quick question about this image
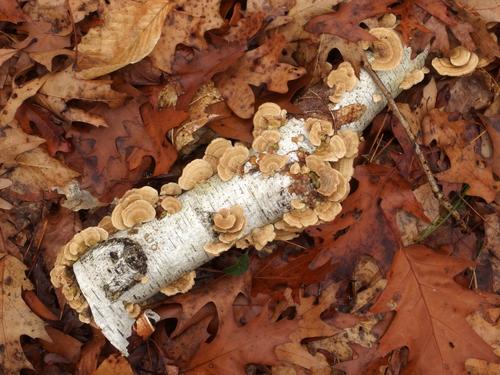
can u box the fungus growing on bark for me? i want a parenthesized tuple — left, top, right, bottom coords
(339, 131, 360, 158)
(217, 145, 249, 181)
(290, 198, 306, 210)
(160, 182, 182, 196)
(252, 129, 281, 152)
(326, 62, 358, 103)
(283, 207, 318, 228)
(203, 138, 232, 170)
(304, 118, 334, 146)
(178, 159, 214, 190)
(111, 187, 159, 230)
(306, 155, 344, 197)
(368, 28, 404, 71)
(160, 196, 182, 214)
(431, 46, 478, 76)
(160, 271, 196, 296)
(400, 67, 429, 90)
(125, 303, 141, 318)
(333, 157, 355, 180)
(379, 13, 397, 28)
(315, 200, 342, 221)
(204, 240, 234, 255)
(253, 102, 287, 137)
(289, 162, 301, 174)
(250, 224, 276, 250)
(98, 215, 115, 234)
(314, 135, 347, 162)
(213, 205, 246, 243)
(258, 154, 289, 175)
(120, 200, 157, 228)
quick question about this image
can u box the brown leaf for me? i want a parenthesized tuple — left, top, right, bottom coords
(22, 289, 58, 321)
(0, 253, 50, 375)
(215, 34, 306, 118)
(305, 0, 397, 42)
(0, 125, 45, 164)
(76, 327, 106, 375)
(371, 245, 499, 374)
(149, 0, 225, 73)
(306, 164, 427, 279)
(206, 101, 253, 143)
(91, 354, 133, 375)
(76, 0, 174, 79)
(0, 1, 25, 23)
(40, 326, 83, 363)
(422, 109, 498, 202)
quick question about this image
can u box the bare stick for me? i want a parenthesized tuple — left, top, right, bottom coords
(361, 54, 469, 231)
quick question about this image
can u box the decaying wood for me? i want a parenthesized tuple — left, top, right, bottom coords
(72, 48, 427, 355)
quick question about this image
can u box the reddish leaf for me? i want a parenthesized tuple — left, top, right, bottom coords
(0, 1, 25, 23)
(305, 0, 397, 42)
(372, 245, 499, 374)
(306, 164, 427, 279)
(206, 102, 253, 143)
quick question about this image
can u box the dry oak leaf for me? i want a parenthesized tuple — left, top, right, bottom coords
(275, 284, 340, 371)
(149, 0, 225, 73)
(91, 354, 133, 375)
(0, 253, 51, 375)
(215, 34, 306, 119)
(40, 67, 127, 108)
(422, 109, 498, 203)
(0, 76, 49, 126)
(305, 0, 397, 42)
(371, 245, 499, 374)
(306, 164, 427, 280)
(0, 1, 25, 22)
(0, 125, 45, 165)
(76, 0, 174, 79)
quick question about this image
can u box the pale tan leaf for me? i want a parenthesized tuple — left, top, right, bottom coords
(91, 354, 133, 375)
(0, 254, 51, 375)
(0, 125, 45, 164)
(7, 148, 79, 196)
(0, 76, 49, 126)
(41, 67, 126, 108)
(0, 49, 17, 67)
(455, 0, 500, 23)
(76, 0, 174, 79)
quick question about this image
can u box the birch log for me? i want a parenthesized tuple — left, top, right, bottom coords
(72, 48, 427, 354)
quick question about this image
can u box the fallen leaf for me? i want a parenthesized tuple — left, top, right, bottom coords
(91, 354, 133, 375)
(76, 0, 174, 79)
(0, 1, 25, 23)
(306, 164, 427, 279)
(22, 289, 58, 321)
(465, 358, 500, 375)
(371, 245, 499, 374)
(205, 101, 253, 143)
(150, 0, 225, 73)
(0, 125, 45, 165)
(76, 327, 106, 375)
(305, 0, 397, 42)
(0, 49, 17, 67)
(0, 76, 49, 126)
(422, 109, 498, 202)
(455, 0, 500, 23)
(215, 34, 306, 118)
(41, 67, 127, 108)
(0, 253, 50, 375)
(40, 326, 83, 363)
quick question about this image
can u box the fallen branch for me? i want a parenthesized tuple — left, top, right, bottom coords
(361, 54, 469, 231)
(68, 48, 427, 355)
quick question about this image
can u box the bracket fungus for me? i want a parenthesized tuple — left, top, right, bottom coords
(249, 224, 276, 250)
(213, 205, 246, 243)
(178, 159, 214, 190)
(203, 138, 232, 170)
(252, 102, 287, 137)
(400, 67, 429, 90)
(431, 46, 478, 76)
(368, 28, 404, 71)
(252, 129, 281, 152)
(283, 207, 319, 229)
(326, 62, 358, 103)
(160, 271, 196, 296)
(111, 187, 159, 230)
(306, 155, 345, 197)
(160, 182, 182, 196)
(160, 196, 182, 214)
(314, 134, 347, 162)
(304, 118, 334, 146)
(314, 200, 342, 222)
(258, 154, 289, 175)
(217, 145, 250, 181)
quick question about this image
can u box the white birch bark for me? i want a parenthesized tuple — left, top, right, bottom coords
(72, 48, 427, 354)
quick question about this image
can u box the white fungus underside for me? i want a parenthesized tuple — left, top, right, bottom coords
(73, 48, 427, 355)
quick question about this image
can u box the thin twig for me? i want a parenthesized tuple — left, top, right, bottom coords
(362, 54, 469, 231)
